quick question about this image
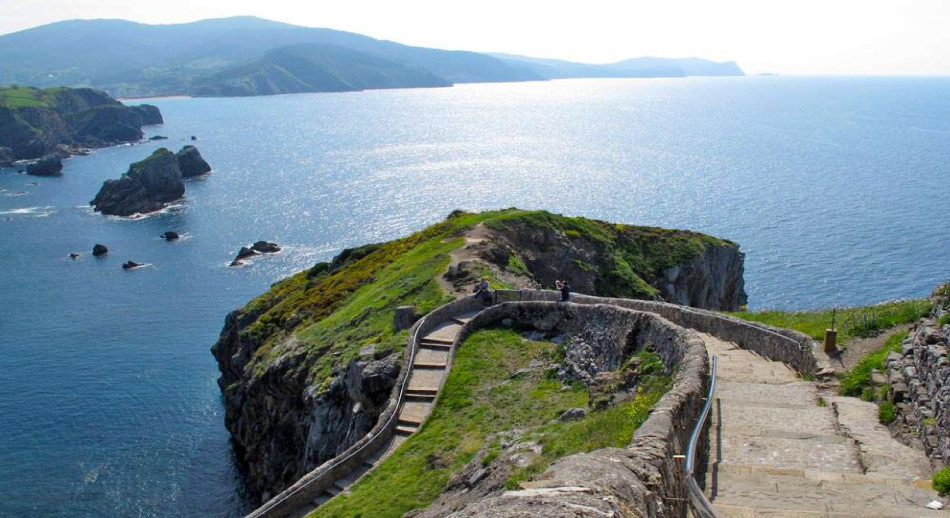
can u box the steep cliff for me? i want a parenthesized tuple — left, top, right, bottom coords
(0, 86, 162, 160)
(211, 209, 747, 501)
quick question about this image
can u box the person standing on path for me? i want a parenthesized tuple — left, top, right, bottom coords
(555, 279, 571, 302)
(474, 277, 492, 305)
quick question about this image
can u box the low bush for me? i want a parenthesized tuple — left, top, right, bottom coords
(933, 466, 950, 494)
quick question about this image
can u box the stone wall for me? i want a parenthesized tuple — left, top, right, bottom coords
(439, 301, 710, 518)
(886, 286, 950, 467)
(498, 289, 822, 376)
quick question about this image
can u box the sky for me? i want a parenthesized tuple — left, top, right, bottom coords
(0, 0, 948, 75)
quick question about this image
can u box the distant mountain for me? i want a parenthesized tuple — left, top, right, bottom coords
(0, 16, 744, 98)
(191, 44, 451, 96)
(489, 53, 744, 79)
(0, 17, 540, 97)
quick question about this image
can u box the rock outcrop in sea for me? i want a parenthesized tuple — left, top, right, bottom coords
(176, 145, 211, 177)
(25, 153, 63, 176)
(0, 86, 163, 160)
(211, 209, 748, 500)
(91, 149, 184, 216)
(92, 244, 108, 256)
(0, 146, 14, 167)
(90, 146, 212, 216)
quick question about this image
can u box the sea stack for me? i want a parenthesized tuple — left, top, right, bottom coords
(92, 244, 108, 256)
(175, 146, 211, 177)
(26, 154, 63, 176)
(91, 148, 184, 216)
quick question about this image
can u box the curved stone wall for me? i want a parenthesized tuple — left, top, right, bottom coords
(497, 289, 823, 376)
(441, 301, 710, 518)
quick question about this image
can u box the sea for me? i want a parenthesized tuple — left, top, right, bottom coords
(1, 77, 948, 518)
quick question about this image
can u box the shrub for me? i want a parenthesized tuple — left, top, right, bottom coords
(878, 401, 896, 424)
(933, 466, 950, 495)
(938, 314, 950, 327)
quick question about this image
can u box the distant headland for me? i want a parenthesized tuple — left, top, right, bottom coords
(0, 16, 745, 98)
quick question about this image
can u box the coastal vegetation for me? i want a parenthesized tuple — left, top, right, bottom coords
(212, 208, 745, 497)
(0, 86, 162, 160)
(728, 299, 929, 340)
(839, 331, 908, 398)
(309, 328, 670, 518)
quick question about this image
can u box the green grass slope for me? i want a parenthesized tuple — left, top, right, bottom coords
(728, 299, 929, 341)
(309, 328, 670, 518)
(222, 209, 731, 389)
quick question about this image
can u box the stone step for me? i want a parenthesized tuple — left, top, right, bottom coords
(399, 400, 432, 423)
(710, 429, 863, 474)
(711, 468, 937, 516)
(713, 398, 839, 436)
(423, 321, 463, 343)
(325, 484, 341, 496)
(715, 380, 818, 406)
(313, 492, 332, 506)
(406, 369, 444, 391)
(398, 416, 424, 427)
(415, 347, 449, 364)
(412, 362, 447, 369)
(405, 388, 438, 397)
(712, 463, 932, 489)
(395, 425, 417, 436)
(715, 503, 938, 518)
(419, 337, 453, 347)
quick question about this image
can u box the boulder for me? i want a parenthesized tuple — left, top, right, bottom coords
(122, 260, 143, 270)
(26, 153, 63, 176)
(558, 407, 588, 422)
(161, 231, 180, 241)
(92, 244, 108, 256)
(69, 253, 80, 260)
(251, 241, 280, 253)
(190, 135, 197, 141)
(176, 145, 211, 178)
(0, 146, 14, 167)
(90, 148, 184, 216)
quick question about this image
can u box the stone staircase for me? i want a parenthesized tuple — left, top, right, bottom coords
(703, 334, 941, 518)
(298, 310, 480, 515)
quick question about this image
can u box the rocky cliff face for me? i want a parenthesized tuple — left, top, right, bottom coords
(0, 86, 162, 160)
(210, 209, 747, 503)
(886, 283, 950, 467)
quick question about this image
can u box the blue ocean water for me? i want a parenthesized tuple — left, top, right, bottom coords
(0, 77, 948, 518)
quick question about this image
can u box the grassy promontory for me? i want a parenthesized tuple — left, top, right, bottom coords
(213, 208, 745, 497)
(228, 208, 739, 389)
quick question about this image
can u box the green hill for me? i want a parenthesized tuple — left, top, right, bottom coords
(0, 86, 162, 159)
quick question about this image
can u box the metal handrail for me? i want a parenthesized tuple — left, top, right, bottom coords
(684, 355, 720, 518)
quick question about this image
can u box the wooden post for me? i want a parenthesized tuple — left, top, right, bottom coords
(824, 329, 838, 354)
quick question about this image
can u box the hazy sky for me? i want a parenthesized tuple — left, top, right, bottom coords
(1, 0, 949, 75)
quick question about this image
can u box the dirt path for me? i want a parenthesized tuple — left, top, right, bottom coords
(831, 324, 912, 371)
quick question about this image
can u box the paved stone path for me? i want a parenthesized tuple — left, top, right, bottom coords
(703, 334, 940, 518)
(299, 310, 479, 515)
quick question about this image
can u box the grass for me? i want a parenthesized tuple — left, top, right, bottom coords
(230, 208, 726, 391)
(0, 86, 69, 108)
(878, 401, 897, 424)
(728, 299, 929, 341)
(484, 210, 732, 299)
(935, 467, 950, 495)
(938, 314, 950, 327)
(308, 328, 588, 518)
(308, 329, 670, 518)
(839, 331, 908, 397)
